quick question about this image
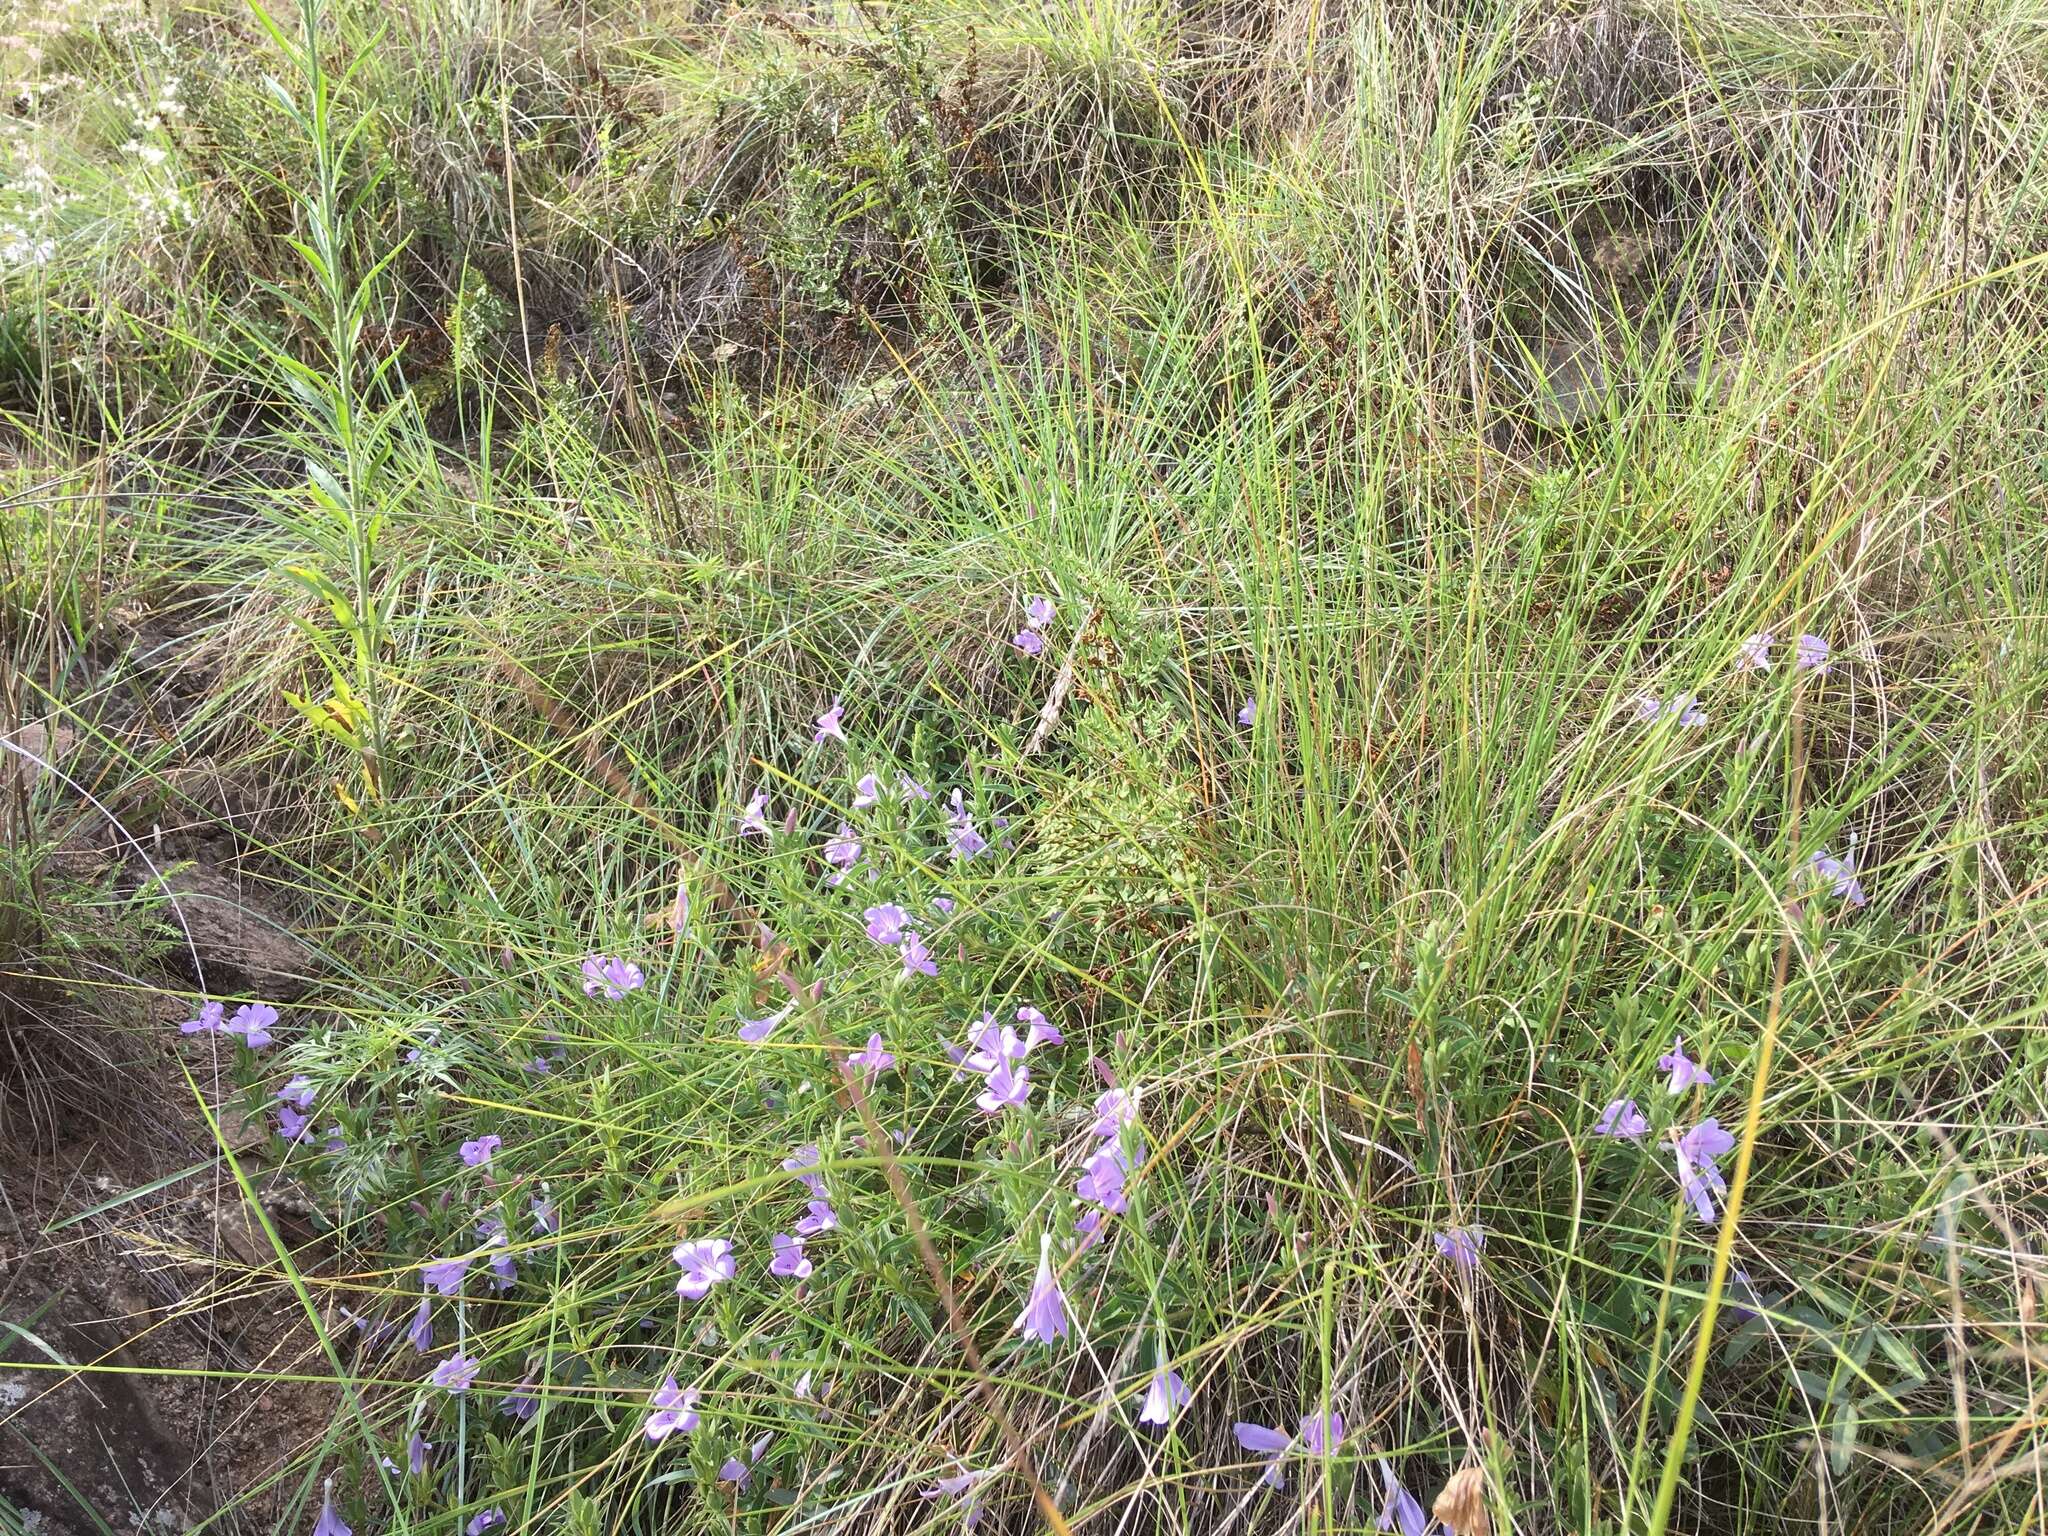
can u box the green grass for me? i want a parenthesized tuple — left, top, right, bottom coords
(4, 0, 2048, 1532)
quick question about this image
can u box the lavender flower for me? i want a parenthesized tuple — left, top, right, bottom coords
(405, 1298, 432, 1352)
(672, 1237, 736, 1301)
(1238, 697, 1256, 726)
(1076, 1144, 1129, 1214)
(737, 1001, 795, 1043)
(1593, 1099, 1649, 1141)
(815, 701, 847, 744)
(1794, 633, 1830, 672)
(1233, 1422, 1292, 1488)
(1735, 633, 1774, 673)
(487, 1250, 517, 1290)
(1675, 1117, 1738, 1223)
(1633, 694, 1705, 727)
(899, 932, 938, 978)
(1375, 1462, 1428, 1536)
(1091, 1089, 1138, 1137)
(180, 1001, 225, 1035)
(1137, 1367, 1190, 1428)
(225, 1003, 278, 1048)
(846, 1033, 895, 1083)
(898, 773, 932, 801)
(782, 1143, 826, 1195)
(738, 790, 771, 838)
(1025, 594, 1056, 628)
(278, 1106, 311, 1142)
(1299, 1410, 1343, 1456)
(430, 1353, 480, 1392)
(975, 1057, 1031, 1115)
(823, 824, 861, 883)
(644, 1375, 700, 1441)
(1811, 846, 1867, 908)
(1014, 1235, 1069, 1346)
(459, 1134, 501, 1168)
(1013, 629, 1045, 657)
(719, 1433, 774, 1491)
(311, 1480, 350, 1536)
(466, 1510, 504, 1536)
(947, 818, 989, 861)
(1435, 1226, 1485, 1270)
(769, 1233, 813, 1280)
(852, 773, 882, 810)
(420, 1257, 471, 1296)
(407, 1433, 431, 1475)
(794, 1198, 838, 1237)
(530, 1196, 557, 1235)
(580, 954, 644, 1001)
(500, 1381, 538, 1420)
(277, 1076, 316, 1111)
(1016, 1007, 1063, 1051)
(1659, 1037, 1714, 1095)
(863, 903, 911, 945)
(932, 895, 956, 915)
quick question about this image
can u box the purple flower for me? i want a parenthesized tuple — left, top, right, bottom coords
(1659, 1036, 1714, 1095)
(737, 1001, 795, 1043)
(823, 824, 861, 883)
(180, 1001, 225, 1035)
(1014, 1236, 1068, 1346)
(420, 1257, 470, 1295)
(459, 1134, 501, 1168)
(1233, 1422, 1292, 1488)
(1013, 629, 1045, 656)
(863, 903, 911, 945)
(1675, 1117, 1739, 1223)
(311, 1481, 350, 1536)
(1025, 594, 1056, 628)
(1076, 1144, 1129, 1213)
(407, 1432, 431, 1474)
(1137, 1367, 1190, 1428)
(1016, 1007, 1063, 1051)
(1794, 633, 1830, 672)
(852, 773, 882, 810)
(465, 1509, 504, 1536)
(430, 1352, 480, 1392)
(1735, 632, 1774, 673)
(1075, 1206, 1108, 1252)
(405, 1297, 432, 1352)
(1811, 847, 1867, 908)
(947, 817, 989, 861)
(975, 1057, 1031, 1115)
(1238, 697, 1256, 726)
(1633, 694, 1705, 727)
(815, 701, 847, 744)
(719, 1433, 774, 1491)
(1435, 1225, 1485, 1270)
(487, 1250, 516, 1290)
(672, 1237, 736, 1300)
(769, 1233, 812, 1280)
(225, 1003, 278, 1049)
(794, 1198, 838, 1237)
(899, 932, 938, 978)
(932, 896, 956, 915)
(530, 1196, 557, 1235)
(1091, 1089, 1138, 1137)
(922, 1466, 985, 1501)
(500, 1381, 538, 1420)
(277, 1075, 316, 1111)
(846, 1033, 895, 1083)
(1375, 1462, 1428, 1536)
(278, 1106, 311, 1142)
(1299, 1410, 1343, 1456)
(644, 1375, 700, 1441)
(898, 773, 932, 801)
(580, 954, 644, 1001)
(782, 1144, 826, 1196)
(1594, 1098, 1649, 1141)
(738, 790, 771, 838)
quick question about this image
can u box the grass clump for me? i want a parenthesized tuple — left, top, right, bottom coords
(3, 0, 2048, 1533)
